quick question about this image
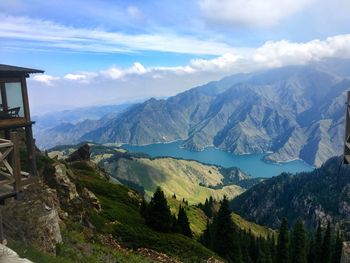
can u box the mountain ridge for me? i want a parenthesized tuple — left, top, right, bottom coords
(230, 156, 350, 237)
(36, 61, 350, 166)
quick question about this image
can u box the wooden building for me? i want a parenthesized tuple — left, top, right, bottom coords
(0, 64, 44, 200)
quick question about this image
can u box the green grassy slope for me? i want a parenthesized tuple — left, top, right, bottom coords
(10, 230, 153, 263)
(168, 198, 208, 238)
(231, 213, 275, 239)
(105, 156, 244, 204)
(167, 195, 275, 240)
(70, 161, 219, 262)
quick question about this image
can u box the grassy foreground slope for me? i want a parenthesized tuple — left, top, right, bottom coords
(70, 161, 218, 262)
(105, 156, 245, 204)
(167, 194, 275, 239)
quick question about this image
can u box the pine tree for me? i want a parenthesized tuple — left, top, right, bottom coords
(200, 218, 212, 248)
(332, 232, 342, 263)
(268, 233, 276, 262)
(177, 205, 192, 238)
(212, 196, 236, 260)
(139, 198, 148, 218)
(276, 218, 289, 263)
(248, 232, 259, 263)
(314, 222, 323, 263)
(242, 246, 254, 263)
(171, 214, 178, 232)
(290, 219, 307, 263)
(203, 198, 210, 217)
(321, 222, 332, 263)
(145, 187, 172, 232)
(307, 235, 315, 263)
(208, 196, 214, 217)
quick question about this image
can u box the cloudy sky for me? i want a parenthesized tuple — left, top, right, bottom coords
(1, 0, 350, 114)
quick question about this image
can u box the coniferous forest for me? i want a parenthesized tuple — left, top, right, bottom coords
(141, 189, 343, 263)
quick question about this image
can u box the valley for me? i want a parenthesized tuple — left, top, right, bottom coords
(122, 140, 314, 177)
(35, 62, 350, 167)
(49, 143, 254, 204)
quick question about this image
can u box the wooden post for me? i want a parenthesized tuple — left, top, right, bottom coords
(10, 131, 21, 193)
(0, 83, 8, 112)
(0, 210, 3, 244)
(4, 130, 10, 140)
(25, 125, 37, 177)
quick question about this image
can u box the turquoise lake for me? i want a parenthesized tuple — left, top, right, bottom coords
(122, 140, 314, 178)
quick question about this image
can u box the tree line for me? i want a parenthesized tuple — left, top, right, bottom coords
(140, 187, 192, 237)
(199, 196, 343, 263)
(276, 218, 342, 263)
(140, 189, 343, 263)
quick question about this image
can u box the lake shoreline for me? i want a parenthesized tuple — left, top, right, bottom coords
(121, 141, 314, 178)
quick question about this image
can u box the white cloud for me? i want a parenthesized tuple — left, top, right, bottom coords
(251, 35, 350, 66)
(64, 74, 87, 80)
(199, 0, 313, 26)
(0, 14, 234, 55)
(28, 34, 350, 112)
(32, 74, 59, 85)
(45, 34, 350, 83)
(63, 72, 97, 83)
(101, 63, 147, 80)
(190, 53, 242, 72)
(101, 67, 124, 80)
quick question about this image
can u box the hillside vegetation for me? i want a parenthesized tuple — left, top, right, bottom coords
(49, 143, 250, 204)
(230, 156, 350, 237)
(105, 156, 245, 204)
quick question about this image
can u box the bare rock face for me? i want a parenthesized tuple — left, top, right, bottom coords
(81, 187, 101, 212)
(54, 164, 79, 202)
(66, 144, 91, 162)
(0, 244, 33, 263)
(1, 184, 62, 254)
(341, 242, 350, 263)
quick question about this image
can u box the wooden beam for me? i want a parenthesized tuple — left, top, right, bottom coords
(10, 132, 21, 192)
(0, 178, 14, 186)
(0, 170, 12, 179)
(25, 125, 37, 177)
(21, 76, 31, 122)
(0, 83, 8, 112)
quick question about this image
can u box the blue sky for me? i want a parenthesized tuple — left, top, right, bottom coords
(1, 0, 350, 114)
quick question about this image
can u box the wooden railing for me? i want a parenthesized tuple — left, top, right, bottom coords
(0, 133, 21, 192)
(0, 132, 23, 197)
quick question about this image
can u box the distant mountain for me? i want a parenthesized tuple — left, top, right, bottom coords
(34, 103, 133, 148)
(33, 103, 133, 129)
(230, 157, 350, 235)
(36, 60, 350, 166)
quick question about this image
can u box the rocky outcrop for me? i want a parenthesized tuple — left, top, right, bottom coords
(66, 144, 91, 162)
(1, 183, 62, 254)
(81, 187, 101, 212)
(136, 248, 182, 263)
(0, 244, 33, 263)
(53, 163, 79, 201)
(341, 242, 350, 263)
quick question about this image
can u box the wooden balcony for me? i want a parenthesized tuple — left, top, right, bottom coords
(0, 133, 37, 201)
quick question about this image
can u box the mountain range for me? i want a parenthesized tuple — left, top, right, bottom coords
(36, 59, 350, 166)
(230, 156, 350, 237)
